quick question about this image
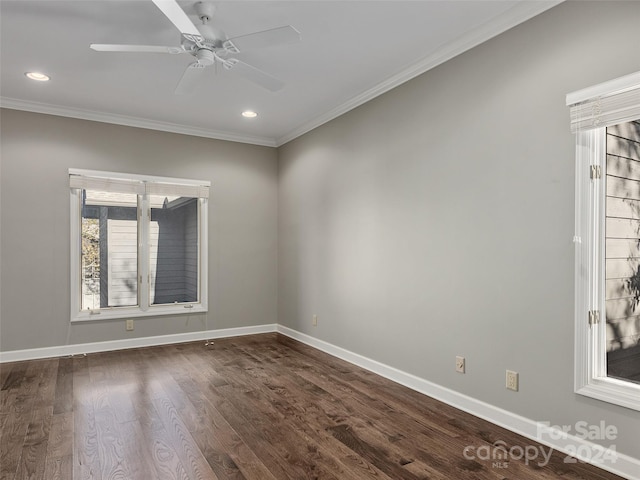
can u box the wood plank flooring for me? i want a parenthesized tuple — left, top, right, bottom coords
(0, 333, 626, 480)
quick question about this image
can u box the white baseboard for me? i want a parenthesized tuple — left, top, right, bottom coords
(277, 325, 640, 480)
(0, 324, 278, 363)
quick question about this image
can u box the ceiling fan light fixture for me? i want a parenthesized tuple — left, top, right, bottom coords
(242, 110, 258, 118)
(25, 72, 50, 82)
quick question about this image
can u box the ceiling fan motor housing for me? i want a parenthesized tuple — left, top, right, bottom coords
(195, 48, 215, 66)
(181, 23, 225, 55)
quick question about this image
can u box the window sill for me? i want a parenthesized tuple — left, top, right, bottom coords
(71, 303, 207, 322)
(576, 376, 640, 412)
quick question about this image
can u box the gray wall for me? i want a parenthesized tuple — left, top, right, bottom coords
(278, 1, 640, 460)
(0, 109, 278, 349)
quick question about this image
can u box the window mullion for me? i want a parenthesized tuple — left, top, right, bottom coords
(592, 129, 607, 379)
(139, 194, 150, 311)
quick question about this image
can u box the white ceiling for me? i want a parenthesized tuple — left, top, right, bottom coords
(0, 0, 559, 147)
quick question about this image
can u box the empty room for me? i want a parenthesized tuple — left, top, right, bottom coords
(1, 1, 639, 479)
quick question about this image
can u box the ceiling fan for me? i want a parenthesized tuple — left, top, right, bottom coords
(90, 0, 300, 94)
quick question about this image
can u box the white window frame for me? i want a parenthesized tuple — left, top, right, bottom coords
(570, 73, 640, 411)
(70, 168, 209, 322)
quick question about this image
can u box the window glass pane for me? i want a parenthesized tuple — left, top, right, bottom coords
(605, 119, 640, 384)
(149, 195, 199, 305)
(81, 190, 138, 309)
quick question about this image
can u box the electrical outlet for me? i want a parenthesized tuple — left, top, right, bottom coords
(312, 314, 318, 327)
(455, 356, 465, 373)
(506, 370, 519, 391)
(125, 319, 134, 331)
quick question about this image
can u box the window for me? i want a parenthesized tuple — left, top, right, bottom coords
(70, 169, 209, 321)
(568, 71, 640, 411)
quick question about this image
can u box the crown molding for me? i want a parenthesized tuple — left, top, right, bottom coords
(276, 0, 562, 147)
(0, 97, 278, 148)
(1, 1, 561, 149)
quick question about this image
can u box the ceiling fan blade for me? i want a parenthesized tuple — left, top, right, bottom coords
(175, 62, 207, 95)
(90, 44, 184, 54)
(152, 0, 202, 40)
(224, 26, 300, 53)
(224, 59, 284, 92)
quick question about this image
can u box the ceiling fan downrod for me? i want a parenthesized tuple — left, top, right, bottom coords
(195, 1, 216, 24)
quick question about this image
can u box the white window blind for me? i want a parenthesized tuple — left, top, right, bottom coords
(69, 175, 145, 194)
(567, 70, 640, 133)
(145, 182, 209, 199)
(69, 169, 210, 198)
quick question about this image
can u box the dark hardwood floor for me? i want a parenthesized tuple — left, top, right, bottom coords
(0, 333, 626, 479)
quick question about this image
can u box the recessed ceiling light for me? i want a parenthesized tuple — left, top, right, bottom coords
(25, 72, 50, 82)
(242, 110, 258, 118)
